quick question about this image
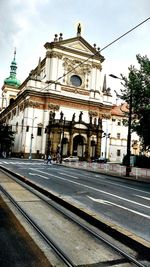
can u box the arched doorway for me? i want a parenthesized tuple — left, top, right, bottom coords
(91, 140, 96, 159)
(73, 135, 85, 158)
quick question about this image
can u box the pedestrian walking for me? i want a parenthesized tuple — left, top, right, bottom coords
(47, 155, 52, 164)
(2, 151, 6, 158)
(56, 153, 61, 163)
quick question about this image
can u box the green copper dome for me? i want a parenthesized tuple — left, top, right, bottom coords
(4, 49, 21, 87)
(4, 76, 21, 87)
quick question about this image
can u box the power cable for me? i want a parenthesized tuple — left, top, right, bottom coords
(43, 17, 150, 91)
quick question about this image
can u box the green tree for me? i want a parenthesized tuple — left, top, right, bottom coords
(121, 54, 150, 151)
(0, 124, 14, 157)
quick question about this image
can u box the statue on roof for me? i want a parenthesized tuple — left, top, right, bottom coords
(72, 113, 75, 122)
(77, 23, 81, 36)
(60, 111, 64, 120)
(79, 111, 83, 122)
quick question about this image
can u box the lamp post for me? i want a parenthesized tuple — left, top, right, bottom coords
(103, 132, 111, 160)
(60, 117, 66, 164)
(109, 74, 132, 176)
(28, 116, 37, 160)
(126, 90, 132, 176)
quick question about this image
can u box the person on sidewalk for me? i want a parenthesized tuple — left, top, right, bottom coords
(47, 154, 52, 164)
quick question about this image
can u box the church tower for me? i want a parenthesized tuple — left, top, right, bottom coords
(1, 49, 21, 108)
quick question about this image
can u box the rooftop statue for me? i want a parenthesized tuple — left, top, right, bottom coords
(77, 23, 81, 36)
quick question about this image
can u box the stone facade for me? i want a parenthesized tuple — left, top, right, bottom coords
(0, 29, 139, 162)
(0, 30, 113, 160)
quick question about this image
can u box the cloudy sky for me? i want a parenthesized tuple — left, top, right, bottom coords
(0, 0, 150, 99)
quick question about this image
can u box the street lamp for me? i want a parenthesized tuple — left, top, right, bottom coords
(109, 74, 121, 79)
(60, 117, 66, 164)
(26, 116, 37, 160)
(109, 74, 132, 176)
(103, 132, 111, 160)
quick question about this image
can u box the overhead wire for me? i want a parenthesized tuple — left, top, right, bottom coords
(42, 17, 150, 91)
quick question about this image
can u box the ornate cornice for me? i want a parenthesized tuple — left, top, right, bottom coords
(48, 104, 60, 110)
(62, 86, 89, 96)
(46, 51, 63, 59)
(92, 63, 101, 69)
(89, 110, 98, 117)
(28, 101, 41, 108)
(99, 113, 111, 119)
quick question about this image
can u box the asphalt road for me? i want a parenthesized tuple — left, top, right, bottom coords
(0, 158, 150, 244)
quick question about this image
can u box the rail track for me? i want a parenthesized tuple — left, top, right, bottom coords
(0, 166, 149, 267)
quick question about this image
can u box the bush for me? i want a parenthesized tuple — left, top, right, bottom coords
(122, 154, 150, 168)
(135, 155, 150, 168)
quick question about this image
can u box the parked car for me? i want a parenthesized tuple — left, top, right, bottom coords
(63, 156, 79, 162)
(92, 157, 107, 163)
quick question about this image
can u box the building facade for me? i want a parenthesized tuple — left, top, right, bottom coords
(0, 26, 140, 162)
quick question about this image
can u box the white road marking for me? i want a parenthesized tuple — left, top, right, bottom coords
(29, 168, 150, 210)
(0, 161, 47, 166)
(87, 197, 110, 205)
(58, 172, 79, 179)
(66, 171, 150, 195)
(95, 174, 105, 178)
(29, 172, 49, 179)
(88, 196, 150, 219)
(135, 195, 150, 201)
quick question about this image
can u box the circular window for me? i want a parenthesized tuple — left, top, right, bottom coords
(70, 75, 82, 87)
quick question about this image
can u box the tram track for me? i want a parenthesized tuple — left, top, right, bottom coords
(0, 166, 149, 267)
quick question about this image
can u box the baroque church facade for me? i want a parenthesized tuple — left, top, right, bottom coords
(0, 26, 140, 161)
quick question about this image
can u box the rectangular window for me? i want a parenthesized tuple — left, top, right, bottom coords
(37, 127, 42, 136)
(26, 125, 29, 132)
(117, 150, 121, 156)
(117, 121, 121, 126)
(112, 118, 116, 122)
(117, 133, 120, 139)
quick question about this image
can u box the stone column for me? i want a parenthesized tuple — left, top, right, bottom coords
(51, 129, 61, 157)
(85, 131, 91, 161)
(68, 130, 73, 156)
(96, 130, 102, 158)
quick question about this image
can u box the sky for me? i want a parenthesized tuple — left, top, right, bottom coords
(0, 0, 150, 102)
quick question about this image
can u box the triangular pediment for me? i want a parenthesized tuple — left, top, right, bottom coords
(44, 36, 104, 62)
(61, 40, 93, 54)
(57, 36, 98, 55)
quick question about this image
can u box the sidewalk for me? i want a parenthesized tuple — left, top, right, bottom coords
(62, 161, 150, 183)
